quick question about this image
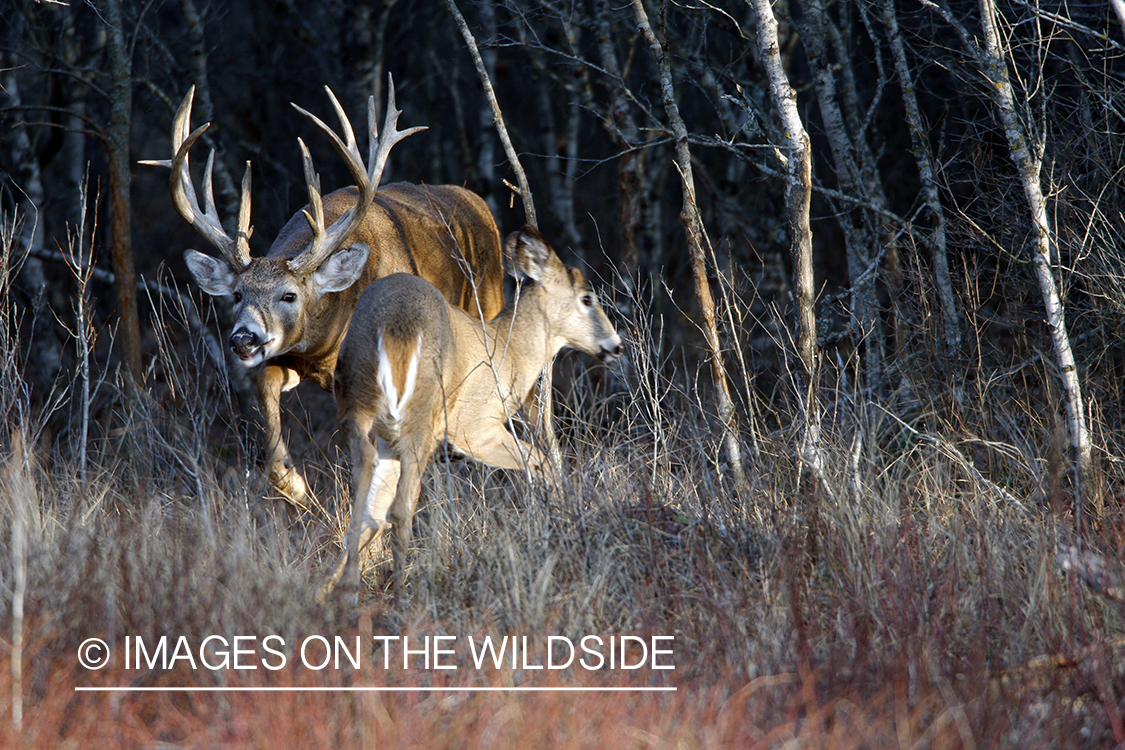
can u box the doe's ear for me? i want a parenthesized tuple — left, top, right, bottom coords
(504, 226, 552, 283)
(313, 242, 370, 294)
(184, 249, 239, 296)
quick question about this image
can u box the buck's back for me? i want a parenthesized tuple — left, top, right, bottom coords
(269, 183, 504, 320)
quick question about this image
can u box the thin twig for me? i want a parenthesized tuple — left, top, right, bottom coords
(444, 0, 537, 227)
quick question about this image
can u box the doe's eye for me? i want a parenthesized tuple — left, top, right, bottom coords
(281, 292, 298, 303)
(581, 294, 595, 308)
(232, 291, 242, 304)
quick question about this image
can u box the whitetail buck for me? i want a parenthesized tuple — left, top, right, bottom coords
(322, 226, 623, 597)
(143, 78, 505, 508)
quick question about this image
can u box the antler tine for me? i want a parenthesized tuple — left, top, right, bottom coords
(201, 150, 253, 258)
(297, 137, 338, 250)
(291, 92, 367, 194)
(236, 160, 254, 251)
(143, 86, 252, 269)
(369, 74, 428, 190)
(325, 86, 360, 166)
(289, 80, 424, 274)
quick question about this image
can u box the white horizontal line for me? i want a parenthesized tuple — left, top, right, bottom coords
(75, 686, 676, 693)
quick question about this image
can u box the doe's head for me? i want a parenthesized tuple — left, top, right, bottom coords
(505, 226, 624, 364)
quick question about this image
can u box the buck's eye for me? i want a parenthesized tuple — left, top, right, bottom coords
(232, 291, 242, 304)
(281, 292, 298, 303)
(581, 294, 595, 308)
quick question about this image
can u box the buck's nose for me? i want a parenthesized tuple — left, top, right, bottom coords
(230, 329, 259, 358)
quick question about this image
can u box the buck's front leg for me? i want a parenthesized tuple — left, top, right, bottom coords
(257, 363, 309, 509)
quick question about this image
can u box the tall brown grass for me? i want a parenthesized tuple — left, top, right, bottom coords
(1, 204, 1122, 749)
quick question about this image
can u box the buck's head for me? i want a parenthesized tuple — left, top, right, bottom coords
(507, 226, 624, 364)
(148, 80, 424, 368)
(184, 244, 369, 366)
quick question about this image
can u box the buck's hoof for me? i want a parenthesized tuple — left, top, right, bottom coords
(270, 468, 311, 511)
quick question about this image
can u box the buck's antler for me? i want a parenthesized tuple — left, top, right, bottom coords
(287, 75, 426, 274)
(140, 86, 253, 270)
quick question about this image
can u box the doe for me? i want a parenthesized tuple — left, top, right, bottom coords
(324, 226, 623, 596)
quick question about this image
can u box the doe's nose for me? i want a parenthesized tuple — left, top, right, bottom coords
(601, 338, 624, 362)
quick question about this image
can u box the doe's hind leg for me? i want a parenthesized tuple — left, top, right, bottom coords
(386, 432, 440, 595)
(319, 429, 400, 603)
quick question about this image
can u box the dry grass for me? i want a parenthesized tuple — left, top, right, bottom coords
(1, 209, 1123, 749)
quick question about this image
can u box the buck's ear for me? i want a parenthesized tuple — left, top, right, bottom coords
(313, 242, 369, 294)
(505, 226, 552, 283)
(184, 249, 239, 296)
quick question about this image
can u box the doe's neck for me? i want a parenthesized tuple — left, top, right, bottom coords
(484, 282, 560, 375)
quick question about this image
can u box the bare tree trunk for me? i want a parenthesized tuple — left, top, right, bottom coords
(632, 0, 746, 487)
(520, 19, 583, 250)
(446, 0, 500, 216)
(348, 0, 397, 107)
(1, 58, 63, 386)
(1112, 0, 1125, 41)
(179, 0, 259, 425)
(594, 0, 645, 274)
(976, 0, 1092, 511)
(560, 70, 583, 250)
(100, 0, 144, 390)
(882, 0, 960, 359)
(926, 0, 1092, 515)
(181, 0, 239, 213)
(802, 0, 885, 394)
(62, 7, 88, 231)
(747, 0, 827, 484)
(6, 432, 28, 733)
(446, 0, 563, 470)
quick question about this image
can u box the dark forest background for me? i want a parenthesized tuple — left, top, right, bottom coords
(6, 0, 1125, 452)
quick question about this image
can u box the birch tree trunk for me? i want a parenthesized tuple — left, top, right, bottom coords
(926, 0, 1093, 512)
(975, 0, 1092, 510)
(520, 19, 582, 250)
(632, 0, 746, 487)
(1, 57, 63, 385)
(594, 0, 645, 273)
(348, 0, 397, 109)
(747, 0, 826, 483)
(180, 0, 263, 425)
(445, 0, 535, 227)
(446, 0, 563, 470)
(1112, 0, 1125, 41)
